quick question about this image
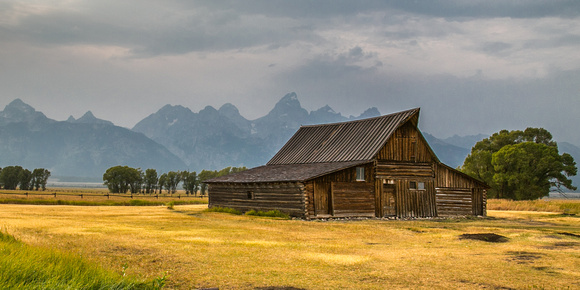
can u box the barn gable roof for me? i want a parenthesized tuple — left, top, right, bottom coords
(205, 161, 370, 183)
(267, 108, 420, 165)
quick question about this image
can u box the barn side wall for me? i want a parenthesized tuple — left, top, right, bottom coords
(208, 182, 306, 217)
(434, 163, 487, 216)
(304, 163, 375, 218)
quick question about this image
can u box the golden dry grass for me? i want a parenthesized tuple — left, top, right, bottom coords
(488, 198, 580, 215)
(1, 204, 579, 289)
(0, 188, 207, 204)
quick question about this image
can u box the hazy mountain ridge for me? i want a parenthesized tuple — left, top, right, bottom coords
(132, 92, 386, 171)
(0, 99, 186, 178)
(5, 95, 575, 183)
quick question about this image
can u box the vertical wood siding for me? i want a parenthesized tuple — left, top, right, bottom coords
(377, 122, 434, 163)
(394, 179, 437, 218)
(304, 163, 375, 218)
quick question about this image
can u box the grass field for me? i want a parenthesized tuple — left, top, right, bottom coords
(1, 199, 579, 289)
(0, 188, 208, 206)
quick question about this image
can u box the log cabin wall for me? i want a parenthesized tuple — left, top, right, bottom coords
(304, 163, 374, 218)
(434, 163, 487, 216)
(208, 182, 306, 217)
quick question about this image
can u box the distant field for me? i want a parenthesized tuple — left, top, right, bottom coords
(0, 188, 208, 206)
(1, 201, 579, 289)
(488, 198, 580, 215)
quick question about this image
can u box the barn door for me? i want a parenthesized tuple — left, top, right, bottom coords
(382, 184, 396, 217)
(313, 181, 331, 216)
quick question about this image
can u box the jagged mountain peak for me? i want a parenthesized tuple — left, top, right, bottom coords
(0, 99, 48, 124)
(357, 107, 381, 119)
(71, 111, 114, 126)
(4, 99, 34, 112)
(271, 92, 303, 112)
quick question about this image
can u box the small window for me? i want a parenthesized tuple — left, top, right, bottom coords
(409, 181, 425, 190)
(356, 167, 365, 181)
(417, 182, 425, 190)
(247, 191, 254, 199)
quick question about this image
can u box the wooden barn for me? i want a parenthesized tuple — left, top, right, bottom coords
(206, 108, 489, 219)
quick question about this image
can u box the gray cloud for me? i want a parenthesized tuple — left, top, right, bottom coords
(0, 0, 579, 146)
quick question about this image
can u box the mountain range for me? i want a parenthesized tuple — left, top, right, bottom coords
(1, 93, 578, 188)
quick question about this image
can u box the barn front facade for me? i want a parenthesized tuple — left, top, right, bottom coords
(206, 108, 488, 219)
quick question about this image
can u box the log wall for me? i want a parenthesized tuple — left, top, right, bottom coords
(435, 187, 473, 216)
(434, 163, 487, 216)
(208, 182, 306, 217)
(331, 181, 375, 217)
(376, 161, 434, 179)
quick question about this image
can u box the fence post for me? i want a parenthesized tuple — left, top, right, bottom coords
(26, 192, 28, 198)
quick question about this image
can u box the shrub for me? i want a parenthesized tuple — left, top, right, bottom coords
(204, 207, 242, 215)
(245, 209, 290, 219)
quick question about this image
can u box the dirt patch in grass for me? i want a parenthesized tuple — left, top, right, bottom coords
(558, 232, 580, 238)
(459, 233, 509, 243)
(255, 287, 306, 290)
(541, 241, 579, 250)
(505, 251, 544, 264)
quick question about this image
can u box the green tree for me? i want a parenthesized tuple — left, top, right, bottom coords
(127, 168, 143, 194)
(144, 169, 158, 194)
(18, 169, 32, 190)
(181, 171, 199, 195)
(158, 173, 168, 193)
(461, 128, 577, 200)
(32, 168, 51, 191)
(103, 166, 129, 193)
(166, 171, 181, 194)
(0, 166, 23, 190)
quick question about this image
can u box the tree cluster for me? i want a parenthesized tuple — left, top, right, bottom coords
(0, 166, 51, 191)
(102, 166, 246, 194)
(461, 128, 577, 200)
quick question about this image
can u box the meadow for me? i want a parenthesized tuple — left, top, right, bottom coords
(0, 195, 579, 289)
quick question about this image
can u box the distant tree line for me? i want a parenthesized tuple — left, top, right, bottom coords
(102, 166, 247, 195)
(0, 166, 51, 191)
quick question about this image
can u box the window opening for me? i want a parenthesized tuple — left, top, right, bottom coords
(356, 167, 365, 181)
(409, 181, 425, 190)
(247, 191, 254, 199)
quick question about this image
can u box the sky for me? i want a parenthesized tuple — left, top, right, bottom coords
(1, 0, 579, 144)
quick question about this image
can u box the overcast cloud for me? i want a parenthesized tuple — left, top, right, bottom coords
(1, 0, 579, 144)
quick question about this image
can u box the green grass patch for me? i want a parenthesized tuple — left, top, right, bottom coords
(245, 209, 290, 219)
(0, 231, 158, 289)
(204, 206, 242, 215)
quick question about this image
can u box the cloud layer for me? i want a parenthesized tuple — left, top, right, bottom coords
(1, 0, 579, 144)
